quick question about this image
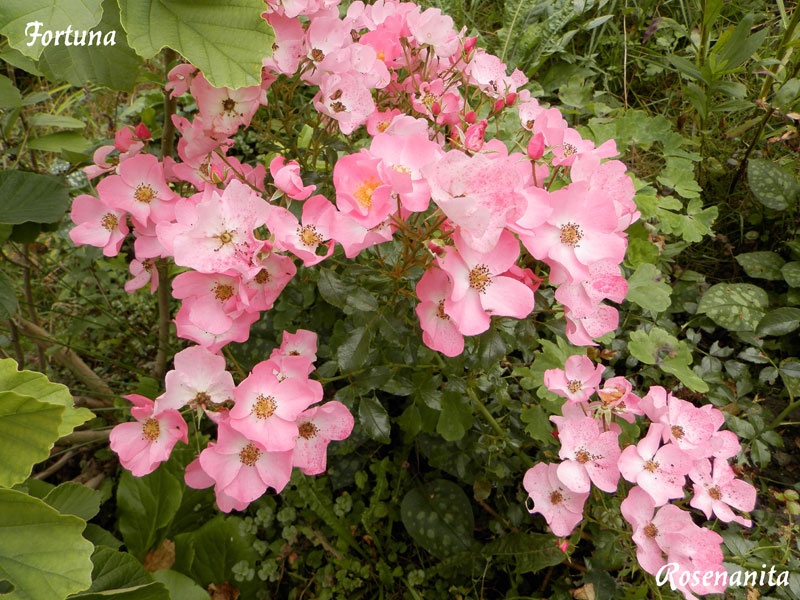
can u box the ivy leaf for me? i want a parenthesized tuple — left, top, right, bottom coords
(0, 488, 93, 599)
(735, 251, 786, 280)
(400, 479, 475, 559)
(747, 158, 800, 211)
(626, 263, 672, 312)
(117, 0, 274, 89)
(358, 395, 391, 444)
(697, 283, 769, 331)
(0, 0, 103, 59)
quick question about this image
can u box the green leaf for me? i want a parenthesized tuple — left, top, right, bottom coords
(43, 482, 102, 521)
(69, 545, 168, 599)
(28, 114, 86, 129)
(400, 479, 475, 559)
(150, 570, 208, 600)
(317, 268, 347, 309)
(358, 395, 391, 444)
(337, 325, 372, 372)
(696, 283, 769, 332)
(436, 391, 473, 442)
(735, 251, 786, 280)
(117, 0, 274, 89)
(0, 170, 69, 224)
(0, 358, 93, 437)
(0, 391, 63, 487)
(747, 158, 800, 211)
(0, 271, 19, 321)
(520, 404, 555, 444)
(0, 488, 93, 599)
(25, 131, 91, 153)
(709, 15, 768, 75)
(116, 469, 183, 560)
(628, 328, 708, 392)
(482, 532, 564, 574)
(0, 0, 103, 59)
(756, 308, 800, 336)
(38, 0, 142, 91)
(173, 516, 259, 597)
(0, 74, 23, 108)
(626, 263, 672, 312)
(783, 261, 800, 287)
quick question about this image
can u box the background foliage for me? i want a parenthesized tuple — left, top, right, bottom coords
(1, 0, 799, 598)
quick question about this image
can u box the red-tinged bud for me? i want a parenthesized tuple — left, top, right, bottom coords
(464, 119, 488, 152)
(527, 132, 545, 160)
(505, 92, 517, 107)
(427, 239, 446, 256)
(558, 540, 568, 553)
(492, 98, 505, 114)
(551, 428, 559, 440)
(431, 101, 441, 116)
(464, 110, 476, 124)
(134, 123, 151, 140)
(463, 36, 477, 57)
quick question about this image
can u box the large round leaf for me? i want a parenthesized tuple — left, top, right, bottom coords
(0, 489, 93, 599)
(697, 283, 768, 332)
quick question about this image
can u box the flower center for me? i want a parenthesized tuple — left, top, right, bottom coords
(598, 388, 623, 406)
(436, 299, 449, 321)
(644, 460, 659, 473)
(468, 264, 491, 293)
(222, 97, 238, 115)
(134, 184, 156, 203)
(214, 229, 235, 250)
(671, 425, 685, 440)
(213, 283, 234, 301)
(252, 394, 277, 420)
(354, 179, 381, 209)
(194, 391, 211, 405)
(298, 225, 323, 247)
(311, 48, 325, 62)
(567, 379, 583, 394)
(549, 490, 564, 505)
(644, 523, 659, 538)
(101, 213, 119, 231)
(709, 486, 722, 500)
(254, 268, 271, 284)
(330, 101, 347, 113)
(422, 93, 436, 108)
(239, 443, 261, 466)
(298, 422, 320, 439)
(142, 417, 160, 441)
(377, 120, 390, 132)
(575, 449, 591, 464)
(560, 222, 583, 247)
(562, 143, 578, 157)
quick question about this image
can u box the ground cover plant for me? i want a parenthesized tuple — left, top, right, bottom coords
(0, 0, 799, 598)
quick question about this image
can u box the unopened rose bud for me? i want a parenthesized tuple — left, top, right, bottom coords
(492, 98, 505, 114)
(431, 101, 441, 116)
(558, 540, 568, 553)
(134, 123, 151, 140)
(527, 132, 545, 160)
(427, 239, 446, 256)
(464, 119, 487, 152)
(505, 92, 517, 107)
(463, 36, 477, 58)
(464, 110, 476, 124)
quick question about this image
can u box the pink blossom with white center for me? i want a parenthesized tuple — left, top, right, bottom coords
(689, 458, 756, 527)
(97, 153, 177, 227)
(517, 94, 544, 131)
(523, 462, 589, 537)
(438, 229, 535, 336)
(544, 355, 604, 404)
(293, 401, 355, 475)
(411, 78, 463, 126)
(198, 420, 293, 512)
(641, 389, 724, 459)
(174, 303, 259, 353)
(109, 394, 188, 477)
(618, 425, 691, 506)
(550, 414, 621, 493)
(274, 329, 319, 363)
(160, 345, 235, 412)
(406, 7, 460, 58)
(370, 131, 444, 212)
(167, 180, 270, 274)
(264, 13, 306, 76)
(230, 362, 323, 451)
(172, 270, 252, 335)
(69, 194, 129, 256)
(553, 259, 628, 306)
(621, 486, 726, 596)
(424, 147, 531, 254)
(571, 158, 639, 230)
(563, 303, 621, 346)
(589, 376, 643, 424)
(172, 115, 233, 170)
(465, 49, 528, 98)
(241, 245, 297, 312)
(303, 15, 351, 79)
(266, 195, 337, 266)
(261, 354, 315, 382)
(191, 73, 265, 138)
(270, 156, 316, 200)
(165, 63, 197, 98)
(314, 72, 376, 135)
(329, 210, 395, 258)
(333, 149, 395, 229)
(124, 258, 158, 294)
(415, 266, 464, 357)
(323, 44, 390, 90)
(515, 180, 627, 282)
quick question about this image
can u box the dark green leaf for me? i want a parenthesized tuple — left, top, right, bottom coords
(43, 481, 102, 521)
(436, 391, 473, 442)
(151, 570, 208, 600)
(0, 271, 18, 321)
(783, 262, 800, 287)
(0, 170, 69, 224)
(482, 532, 564, 574)
(358, 395, 391, 444)
(337, 325, 372, 372)
(317, 268, 348, 309)
(735, 251, 786, 280)
(696, 283, 768, 331)
(0, 74, 22, 108)
(756, 308, 800, 336)
(747, 159, 799, 211)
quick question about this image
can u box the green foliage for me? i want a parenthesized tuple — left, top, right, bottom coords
(748, 158, 800, 211)
(697, 283, 769, 332)
(117, 0, 274, 89)
(0, 171, 70, 225)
